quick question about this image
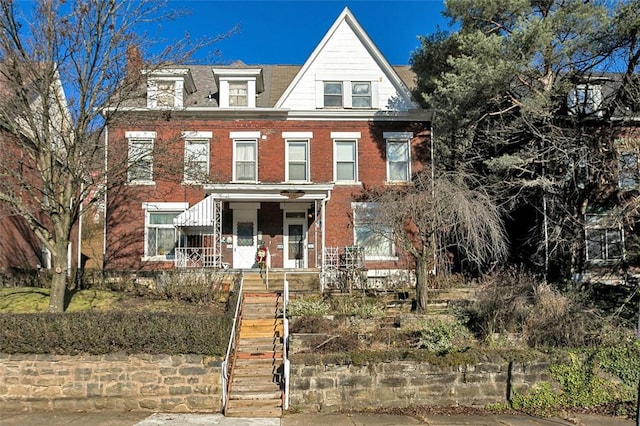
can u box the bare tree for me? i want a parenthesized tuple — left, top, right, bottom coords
(0, 0, 235, 312)
(360, 170, 508, 313)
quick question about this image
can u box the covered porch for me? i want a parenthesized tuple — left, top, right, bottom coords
(173, 183, 333, 271)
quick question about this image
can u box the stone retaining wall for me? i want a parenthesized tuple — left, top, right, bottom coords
(289, 360, 551, 412)
(0, 353, 551, 413)
(0, 354, 222, 412)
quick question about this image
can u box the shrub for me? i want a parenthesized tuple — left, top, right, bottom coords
(412, 317, 472, 354)
(328, 295, 385, 318)
(511, 344, 639, 417)
(286, 296, 330, 316)
(464, 267, 536, 340)
(0, 311, 231, 355)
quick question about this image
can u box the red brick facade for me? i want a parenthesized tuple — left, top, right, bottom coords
(105, 116, 431, 271)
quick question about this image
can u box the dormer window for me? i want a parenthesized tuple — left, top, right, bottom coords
(229, 81, 248, 107)
(156, 81, 176, 107)
(212, 67, 264, 108)
(145, 68, 195, 109)
(568, 83, 603, 117)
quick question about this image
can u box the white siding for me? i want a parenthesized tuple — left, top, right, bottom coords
(279, 20, 413, 112)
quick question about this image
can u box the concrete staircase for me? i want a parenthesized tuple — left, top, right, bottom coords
(225, 273, 284, 418)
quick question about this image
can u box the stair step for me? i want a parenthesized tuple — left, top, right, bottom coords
(225, 403, 282, 418)
(236, 352, 282, 360)
(229, 390, 281, 401)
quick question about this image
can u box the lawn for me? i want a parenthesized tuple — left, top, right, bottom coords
(0, 287, 215, 314)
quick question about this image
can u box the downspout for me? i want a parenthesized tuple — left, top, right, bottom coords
(102, 125, 108, 271)
(77, 182, 84, 270)
(320, 189, 332, 293)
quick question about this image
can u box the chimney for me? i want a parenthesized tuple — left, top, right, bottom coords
(125, 44, 143, 81)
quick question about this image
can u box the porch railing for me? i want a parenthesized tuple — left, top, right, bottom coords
(175, 247, 229, 269)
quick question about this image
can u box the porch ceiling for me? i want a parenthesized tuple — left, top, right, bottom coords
(203, 183, 334, 201)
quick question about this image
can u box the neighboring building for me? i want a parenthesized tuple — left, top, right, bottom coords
(103, 8, 432, 285)
(567, 75, 640, 283)
(0, 65, 81, 272)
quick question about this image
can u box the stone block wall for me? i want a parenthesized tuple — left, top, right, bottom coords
(0, 354, 222, 413)
(0, 352, 551, 413)
(289, 360, 551, 412)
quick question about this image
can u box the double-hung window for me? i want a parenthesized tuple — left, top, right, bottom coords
(352, 82, 372, 108)
(232, 132, 259, 182)
(619, 151, 639, 190)
(332, 132, 359, 183)
(568, 83, 603, 117)
(384, 132, 412, 182)
(352, 202, 395, 259)
(142, 202, 187, 260)
(183, 131, 211, 183)
(229, 81, 248, 107)
(285, 134, 310, 182)
(585, 213, 623, 262)
(323, 82, 343, 107)
(126, 131, 155, 184)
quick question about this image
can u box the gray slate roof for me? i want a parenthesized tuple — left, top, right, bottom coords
(176, 63, 415, 109)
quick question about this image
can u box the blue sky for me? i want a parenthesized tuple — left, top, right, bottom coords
(161, 1, 448, 65)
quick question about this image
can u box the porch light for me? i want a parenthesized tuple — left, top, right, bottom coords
(280, 190, 305, 199)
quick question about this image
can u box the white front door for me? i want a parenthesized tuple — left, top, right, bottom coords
(233, 209, 257, 269)
(284, 213, 307, 268)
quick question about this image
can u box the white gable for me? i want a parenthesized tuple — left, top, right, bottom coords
(275, 8, 415, 112)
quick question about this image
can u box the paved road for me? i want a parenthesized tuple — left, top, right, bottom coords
(0, 411, 635, 426)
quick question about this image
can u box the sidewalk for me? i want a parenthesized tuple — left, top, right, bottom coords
(0, 411, 635, 426)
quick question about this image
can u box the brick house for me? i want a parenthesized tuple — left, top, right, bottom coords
(103, 8, 432, 285)
(0, 65, 81, 273)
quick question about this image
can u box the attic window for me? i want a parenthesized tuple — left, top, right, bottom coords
(211, 68, 264, 109)
(568, 84, 603, 117)
(145, 68, 195, 109)
(324, 82, 343, 107)
(156, 81, 176, 107)
(352, 82, 371, 108)
(229, 81, 248, 107)
(318, 79, 377, 109)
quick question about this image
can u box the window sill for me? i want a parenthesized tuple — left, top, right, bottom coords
(142, 256, 174, 262)
(182, 180, 204, 186)
(333, 181, 362, 186)
(365, 256, 398, 262)
(384, 180, 411, 185)
(128, 180, 156, 186)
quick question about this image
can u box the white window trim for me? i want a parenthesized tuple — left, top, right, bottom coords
(141, 202, 188, 261)
(384, 132, 413, 183)
(584, 213, 624, 263)
(147, 77, 184, 109)
(183, 132, 211, 184)
(126, 131, 156, 185)
(316, 79, 378, 109)
(333, 137, 359, 184)
(568, 83, 604, 117)
(285, 138, 310, 183)
(218, 78, 257, 108)
(352, 202, 397, 261)
(232, 138, 258, 183)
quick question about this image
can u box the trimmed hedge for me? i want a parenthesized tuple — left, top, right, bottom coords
(0, 311, 231, 355)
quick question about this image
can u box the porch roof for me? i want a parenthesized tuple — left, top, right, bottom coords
(174, 195, 216, 227)
(203, 183, 334, 201)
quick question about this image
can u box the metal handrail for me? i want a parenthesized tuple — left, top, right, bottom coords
(280, 270, 317, 410)
(282, 273, 290, 411)
(221, 273, 244, 414)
